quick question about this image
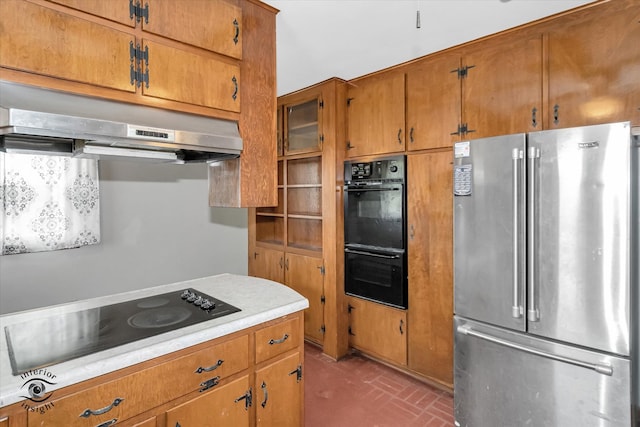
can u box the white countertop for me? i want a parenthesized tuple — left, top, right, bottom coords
(0, 273, 308, 407)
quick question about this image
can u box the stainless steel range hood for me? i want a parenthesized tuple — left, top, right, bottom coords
(0, 81, 242, 163)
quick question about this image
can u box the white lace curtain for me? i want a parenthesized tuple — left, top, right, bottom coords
(0, 152, 100, 255)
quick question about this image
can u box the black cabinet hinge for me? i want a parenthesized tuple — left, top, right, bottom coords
(347, 97, 354, 107)
(319, 99, 324, 109)
(348, 326, 355, 336)
(450, 123, 476, 136)
(130, 65, 150, 88)
(129, 42, 149, 66)
(450, 65, 475, 79)
(346, 141, 354, 150)
(288, 365, 303, 383)
(234, 388, 252, 410)
(320, 295, 326, 304)
(320, 325, 326, 334)
(129, 0, 149, 24)
(347, 304, 354, 313)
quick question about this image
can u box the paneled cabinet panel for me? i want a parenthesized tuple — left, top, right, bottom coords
(166, 376, 251, 427)
(406, 53, 461, 151)
(346, 72, 405, 158)
(0, 0, 135, 92)
(407, 151, 454, 388)
(142, 39, 241, 112)
(255, 353, 303, 427)
(286, 253, 325, 344)
(47, 0, 133, 26)
(145, 0, 242, 59)
(547, 0, 640, 128)
(462, 34, 542, 138)
(347, 296, 407, 366)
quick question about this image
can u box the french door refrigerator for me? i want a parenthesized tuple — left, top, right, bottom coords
(453, 121, 639, 427)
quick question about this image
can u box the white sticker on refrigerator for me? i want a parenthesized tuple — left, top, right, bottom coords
(454, 164, 472, 196)
(454, 141, 470, 158)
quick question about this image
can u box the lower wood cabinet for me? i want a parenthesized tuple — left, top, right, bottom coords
(166, 376, 251, 427)
(0, 312, 304, 427)
(347, 296, 407, 367)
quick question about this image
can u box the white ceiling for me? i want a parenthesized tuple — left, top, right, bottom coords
(261, 0, 595, 96)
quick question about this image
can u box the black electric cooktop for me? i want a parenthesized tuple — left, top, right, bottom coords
(5, 288, 240, 375)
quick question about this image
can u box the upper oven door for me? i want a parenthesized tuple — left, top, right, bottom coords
(344, 183, 405, 249)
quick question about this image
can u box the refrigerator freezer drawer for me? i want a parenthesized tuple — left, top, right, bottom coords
(454, 317, 631, 427)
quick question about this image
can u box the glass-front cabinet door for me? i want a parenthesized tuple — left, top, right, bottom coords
(283, 98, 322, 155)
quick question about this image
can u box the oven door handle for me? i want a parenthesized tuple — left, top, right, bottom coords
(344, 248, 401, 259)
(344, 187, 402, 192)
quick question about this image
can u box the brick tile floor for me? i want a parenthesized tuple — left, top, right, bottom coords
(304, 343, 454, 427)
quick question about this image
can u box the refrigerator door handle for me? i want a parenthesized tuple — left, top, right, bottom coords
(457, 324, 614, 376)
(512, 148, 524, 318)
(527, 146, 540, 322)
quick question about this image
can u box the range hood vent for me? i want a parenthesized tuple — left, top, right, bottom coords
(0, 81, 242, 163)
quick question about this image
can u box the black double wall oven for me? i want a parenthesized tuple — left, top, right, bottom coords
(344, 155, 407, 309)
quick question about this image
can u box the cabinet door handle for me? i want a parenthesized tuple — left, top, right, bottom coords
(285, 258, 289, 270)
(279, 257, 283, 269)
(409, 127, 414, 143)
(397, 128, 402, 144)
(399, 319, 404, 335)
(232, 76, 238, 101)
(409, 224, 415, 240)
(234, 389, 253, 411)
(96, 419, 118, 427)
(288, 364, 303, 382)
(553, 104, 560, 125)
(233, 18, 240, 45)
(268, 334, 289, 345)
(195, 359, 224, 373)
(531, 107, 538, 128)
(260, 381, 269, 408)
(79, 398, 124, 418)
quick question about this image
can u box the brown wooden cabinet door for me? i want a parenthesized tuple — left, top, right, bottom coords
(347, 296, 407, 366)
(285, 253, 325, 344)
(283, 98, 323, 155)
(145, 0, 242, 59)
(165, 376, 250, 427)
(547, 0, 640, 128)
(142, 39, 241, 112)
(406, 53, 462, 150)
(407, 151, 453, 387)
(346, 72, 405, 157)
(250, 247, 284, 283)
(46, 0, 133, 26)
(462, 35, 542, 139)
(0, 0, 135, 92)
(255, 352, 303, 427)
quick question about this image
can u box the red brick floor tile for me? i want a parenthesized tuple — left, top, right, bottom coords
(305, 343, 454, 427)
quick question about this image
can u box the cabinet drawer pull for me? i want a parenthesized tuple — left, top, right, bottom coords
(200, 376, 221, 392)
(79, 398, 124, 418)
(232, 76, 238, 101)
(260, 381, 269, 408)
(96, 419, 117, 427)
(233, 18, 240, 45)
(268, 334, 289, 345)
(195, 359, 224, 373)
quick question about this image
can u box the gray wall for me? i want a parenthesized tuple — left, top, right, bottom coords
(0, 160, 248, 314)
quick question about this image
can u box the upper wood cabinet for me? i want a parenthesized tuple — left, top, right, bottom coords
(546, 0, 640, 128)
(461, 34, 542, 139)
(346, 72, 405, 158)
(282, 98, 323, 156)
(47, 0, 243, 59)
(406, 53, 461, 151)
(0, 0, 135, 92)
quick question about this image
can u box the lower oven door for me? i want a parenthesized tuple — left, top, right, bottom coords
(344, 247, 406, 309)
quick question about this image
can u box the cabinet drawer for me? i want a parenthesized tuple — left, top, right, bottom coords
(27, 334, 249, 426)
(255, 317, 301, 364)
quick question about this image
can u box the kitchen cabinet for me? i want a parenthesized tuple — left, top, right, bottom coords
(249, 79, 349, 359)
(406, 53, 461, 151)
(405, 34, 542, 150)
(255, 353, 303, 427)
(406, 150, 454, 388)
(0, 0, 240, 112)
(166, 376, 251, 426)
(0, 0, 135, 93)
(347, 296, 407, 366)
(346, 71, 405, 158)
(0, 312, 304, 427)
(545, 0, 640, 128)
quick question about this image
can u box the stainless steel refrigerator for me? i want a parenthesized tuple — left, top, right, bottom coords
(453, 121, 639, 426)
